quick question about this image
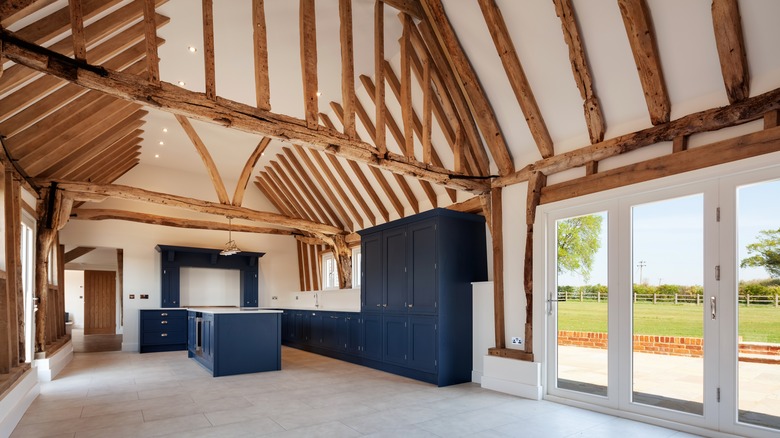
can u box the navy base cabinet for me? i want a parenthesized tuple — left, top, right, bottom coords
(358, 208, 487, 386)
(140, 310, 187, 353)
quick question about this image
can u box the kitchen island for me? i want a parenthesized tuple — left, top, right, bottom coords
(187, 308, 282, 377)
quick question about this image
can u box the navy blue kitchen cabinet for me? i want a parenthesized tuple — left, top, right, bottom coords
(322, 313, 341, 350)
(343, 314, 362, 354)
(187, 311, 197, 352)
(201, 312, 215, 367)
(358, 208, 487, 386)
(280, 310, 291, 342)
(140, 309, 187, 353)
(161, 267, 180, 308)
(309, 312, 323, 345)
(241, 270, 259, 307)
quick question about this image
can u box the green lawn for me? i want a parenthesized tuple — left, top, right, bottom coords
(557, 301, 780, 343)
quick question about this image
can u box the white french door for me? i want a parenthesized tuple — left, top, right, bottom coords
(544, 158, 780, 437)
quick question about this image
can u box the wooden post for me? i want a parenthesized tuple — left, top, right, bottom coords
(117, 249, 124, 325)
(491, 187, 505, 350)
(296, 240, 305, 291)
(330, 234, 352, 290)
(5, 165, 24, 364)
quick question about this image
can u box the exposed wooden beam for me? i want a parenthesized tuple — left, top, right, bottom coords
(68, 0, 87, 62)
(712, 0, 749, 104)
(51, 180, 344, 236)
(618, 0, 669, 125)
(278, 152, 343, 229)
(142, 0, 160, 84)
(232, 137, 271, 207)
(283, 147, 348, 229)
(302, 145, 366, 229)
(175, 115, 230, 204)
(489, 187, 505, 350)
(339, 0, 357, 138)
(201, 0, 216, 100)
(542, 125, 780, 205)
(766, 110, 780, 129)
(374, 0, 387, 156)
(672, 135, 688, 154)
(63, 246, 96, 263)
(255, 174, 295, 217)
(252, 0, 270, 111)
(422, 54, 432, 165)
(1, 30, 490, 193)
(392, 174, 419, 214)
(584, 160, 598, 176)
(478, 0, 554, 158)
(413, 21, 490, 175)
(326, 149, 378, 226)
(523, 171, 545, 360)
(0, 0, 42, 21)
(383, 0, 423, 19)
(270, 162, 318, 222)
(494, 87, 780, 188)
(419, 0, 514, 175)
(291, 145, 354, 232)
(296, 240, 305, 290)
(553, 0, 605, 144)
(70, 208, 297, 236)
(300, 0, 318, 129)
(262, 168, 306, 219)
(400, 13, 415, 159)
(446, 195, 482, 215)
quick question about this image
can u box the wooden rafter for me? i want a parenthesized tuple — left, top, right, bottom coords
(400, 13, 415, 159)
(300, 0, 318, 129)
(494, 87, 780, 187)
(232, 137, 271, 207)
(374, 0, 387, 155)
(618, 0, 669, 125)
(201, 0, 216, 100)
(376, 68, 458, 203)
(478, 0, 554, 159)
(252, 0, 271, 110)
(0, 0, 45, 21)
(339, 0, 356, 138)
(254, 178, 291, 216)
(290, 145, 355, 231)
(63, 246, 96, 263)
(68, 0, 87, 62)
(142, 0, 160, 84)
(553, 0, 605, 144)
(712, 0, 749, 104)
(383, 0, 423, 19)
(301, 145, 366, 229)
(54, 128, 143, 180)
(411, 21, 489, 175)
(175, 115, 230, 204)
(70, 209, 297, 236)
(422, 53, 432, 165)
(50, 180, 343, 235)
(323, 146, 377, 225)
(322, 112, 389, 223)
(61, 119, 144, 180)
(278, 153, 342, 229)
(269, 162, 317, 222)
(282, 147, 349, 231)
(0, 29, 489, 193)
(419, 0, 514, 175)
(262, 168, 306, 219)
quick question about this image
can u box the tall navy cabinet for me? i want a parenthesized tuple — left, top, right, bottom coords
(358, 208, 488, 386)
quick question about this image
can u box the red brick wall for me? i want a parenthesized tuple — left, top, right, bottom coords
(557, 331, 779, 359)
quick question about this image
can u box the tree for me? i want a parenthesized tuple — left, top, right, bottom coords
(741, 228, 780, 278)
(557, 214, 603, 283)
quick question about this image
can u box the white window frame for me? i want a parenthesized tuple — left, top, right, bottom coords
(321, 252, 338, 290)
(352, 247, 361, 289)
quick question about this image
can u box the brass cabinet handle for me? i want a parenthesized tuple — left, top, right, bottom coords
(161, 321, 168, 324)
(161, 333, 168, 337)
(161, 313, 168, 317)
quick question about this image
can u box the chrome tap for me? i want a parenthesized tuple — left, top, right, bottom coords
(314, 293, 319, 308)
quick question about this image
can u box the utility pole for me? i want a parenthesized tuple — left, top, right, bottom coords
(637, 260, 647, 284)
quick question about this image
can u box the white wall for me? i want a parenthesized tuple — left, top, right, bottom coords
(64, 270, 84, 328)
(59, 165, 300, 351)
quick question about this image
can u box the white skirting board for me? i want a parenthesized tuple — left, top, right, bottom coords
(480, 355, 543, 400)
(0, 368, 39, 438)
(34, 341, 73, 382)
(122, 342, 139, 352)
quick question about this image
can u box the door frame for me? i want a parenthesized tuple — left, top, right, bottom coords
(537, 151, 780, 436)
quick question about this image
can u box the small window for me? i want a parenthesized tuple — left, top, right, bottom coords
(322, 252, 338, 289)
(352, 247, 361, 289)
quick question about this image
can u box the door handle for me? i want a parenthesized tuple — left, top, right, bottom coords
(711, 296, 716, 320)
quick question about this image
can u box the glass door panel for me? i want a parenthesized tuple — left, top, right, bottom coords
(631, 195, 704, 415)
(736, 179, 780, 430)
(555, 212, 609, 396)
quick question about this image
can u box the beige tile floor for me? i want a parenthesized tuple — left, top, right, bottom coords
(12, 347, 703, 437)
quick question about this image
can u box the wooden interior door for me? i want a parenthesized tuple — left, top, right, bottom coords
(84, 270, 116, 335)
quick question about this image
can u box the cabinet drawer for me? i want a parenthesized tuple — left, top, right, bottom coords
(143, 318, 186, 332)
(142, 330, 186, 345)
(141, 310, 186, 321)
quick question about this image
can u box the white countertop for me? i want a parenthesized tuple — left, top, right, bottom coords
(142, 307, 282, 314)
(263, 305, 360, 313)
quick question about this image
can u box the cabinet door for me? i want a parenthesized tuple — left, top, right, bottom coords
(161, 267, 180, 308)
(241, 270, 258, 307)
(202, 314, 215, 366)
(346, 314, 362, 354)
(187, 312, 197, 352)
(408, 220, 437, 314)
(362, 233, 383, 311)
(384, 228, 408, 312)
(323, 313, 341, 349)
(408, 315, 437, 373)
(362, 313, 382, 360)
(309, 312, 323, 344)
(280, 311, 290, 342)
(293, 313, 306, 342)
(383, 314, 408, 366)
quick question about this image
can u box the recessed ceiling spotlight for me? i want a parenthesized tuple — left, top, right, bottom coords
(154, 154, 160, 158)
(178, 81, 186, 87)
(159, 141, 164, 146)
(162, 128, 168, 133)
(188, 46, 197, 53)
(316, 91, 322, 97)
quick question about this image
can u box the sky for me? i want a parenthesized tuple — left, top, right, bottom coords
(557, 179, 780, 287)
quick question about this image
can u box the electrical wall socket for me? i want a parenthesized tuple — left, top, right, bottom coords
(511, 337, 523, 345)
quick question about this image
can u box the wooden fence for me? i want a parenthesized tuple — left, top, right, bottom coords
(558, 290, 780, 307)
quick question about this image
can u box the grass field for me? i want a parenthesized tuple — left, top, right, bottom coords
(558, 301, 780, 343)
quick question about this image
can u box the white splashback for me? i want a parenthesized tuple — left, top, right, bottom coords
(271, 288, 360, 311)
(180, 267, 240, 307)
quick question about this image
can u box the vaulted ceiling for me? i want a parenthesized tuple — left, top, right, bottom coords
(2, 0, 779, 239)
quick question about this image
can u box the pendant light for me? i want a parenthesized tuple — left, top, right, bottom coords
(220, 217, 241, 256)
